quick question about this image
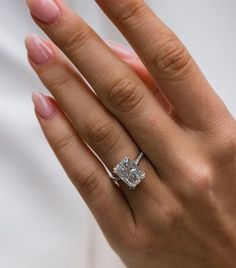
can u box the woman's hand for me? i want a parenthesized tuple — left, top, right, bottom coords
(26, 0, 236, 267)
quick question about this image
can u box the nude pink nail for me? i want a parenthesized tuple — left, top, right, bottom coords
(32, 92, 56, 119)
(25, 34, 54, 65)
(27, 0, 60, 24)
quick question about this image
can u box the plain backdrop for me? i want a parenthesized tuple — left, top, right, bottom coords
(0, 0, 236, 267)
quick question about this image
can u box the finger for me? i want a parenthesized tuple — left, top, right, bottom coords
(106, 40, 171, 113)
(31, 92, 134, 243)
(26, 0, 186, 177)
(105, 40, 157, 91)
(95, 0, 231, 131)
(26, 34, 170, 217)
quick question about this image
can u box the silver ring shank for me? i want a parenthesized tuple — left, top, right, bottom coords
(134, 152, 144, 165)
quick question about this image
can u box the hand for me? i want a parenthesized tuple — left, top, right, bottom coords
(26, 0, 236, 267)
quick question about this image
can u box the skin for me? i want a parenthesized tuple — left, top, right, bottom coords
(26, 0, 236, 267)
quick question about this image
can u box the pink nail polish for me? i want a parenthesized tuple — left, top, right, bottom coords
(105, 40, 135, 59)
(32, 92, 56, 119)
(27, 0, 60, 24)
(25, 34, 54, 65)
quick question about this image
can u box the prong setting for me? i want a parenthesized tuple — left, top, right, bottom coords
(113, 154, 146, 189)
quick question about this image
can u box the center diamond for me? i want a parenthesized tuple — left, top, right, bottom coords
(113, 156, 146, 189)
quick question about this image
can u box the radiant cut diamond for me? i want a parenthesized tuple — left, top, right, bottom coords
(113, 156, 146, 189)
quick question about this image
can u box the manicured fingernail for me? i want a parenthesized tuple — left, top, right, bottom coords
(32, 92, 56, 119)
(27, 0, 60, 24)
(25, 34, 54, 65)
(105, 40, 135, 59)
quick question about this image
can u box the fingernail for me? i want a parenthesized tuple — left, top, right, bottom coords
(105, 40, 135, 59)
(32, 92, 56, 119)
(27, 0, 60, 24)
(25, 34, 54, 65)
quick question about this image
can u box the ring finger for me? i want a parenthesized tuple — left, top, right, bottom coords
(25, 35, 173, 218)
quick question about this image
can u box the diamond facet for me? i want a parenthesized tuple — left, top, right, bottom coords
(113, 156, 146, 189)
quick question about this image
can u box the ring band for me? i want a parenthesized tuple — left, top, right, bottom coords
(112, 152, 146, 189)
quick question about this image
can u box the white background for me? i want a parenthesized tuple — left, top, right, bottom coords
(0, 0, 236, 267)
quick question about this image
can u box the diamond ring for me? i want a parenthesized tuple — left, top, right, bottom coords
(112, 152, 146, 189)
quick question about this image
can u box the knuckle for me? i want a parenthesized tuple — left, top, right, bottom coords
(105, 76, 144, 114)
(185, 164, 213, 197)
(116, 2, 147, 26)
(53, 132, 76, 154)
(74, 165, 102, 196)
(47, 72, 71, 94)
(61, 24, 91, 53)
(86, 120, 121, 151)
(150, 36, 192, 80)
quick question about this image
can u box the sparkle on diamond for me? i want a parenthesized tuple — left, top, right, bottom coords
(113, 157, 145, 189)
